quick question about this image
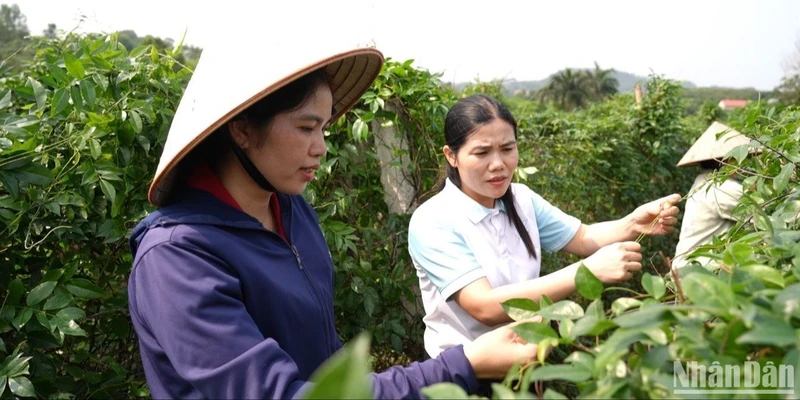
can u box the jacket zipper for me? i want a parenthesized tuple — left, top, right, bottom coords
(278, 195, 335, 355)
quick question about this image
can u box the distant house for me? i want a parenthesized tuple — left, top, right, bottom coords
(718, 99, 748, 110)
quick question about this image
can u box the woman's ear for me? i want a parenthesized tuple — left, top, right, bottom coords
(443, 145, 457, 168)
(227, 120, 251, 149)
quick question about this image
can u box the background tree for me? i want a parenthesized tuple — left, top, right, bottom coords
(775, 37, 800, 104)
(0, 3, 31, 73)
(42, 23, 57, 39)
(537, 68, 592, 111)
(586, 61, 619, 100)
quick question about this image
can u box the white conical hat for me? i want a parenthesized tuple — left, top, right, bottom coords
(676, 121, 751, 167)
(148, 27, 384, 206)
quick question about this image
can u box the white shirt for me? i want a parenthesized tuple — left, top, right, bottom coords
(408, 179, 581, 357)
(672, 171, 743, 269)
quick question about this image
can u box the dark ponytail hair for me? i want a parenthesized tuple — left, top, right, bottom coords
(441, 94, 536, 259)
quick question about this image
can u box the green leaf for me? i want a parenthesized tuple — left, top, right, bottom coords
(0, 376, 5, 398)
(65, 279, 104, 299)
(391, 65, 408, 76)
(64, 51, 85, 79)
(530, 365, 591, 382)
(129, 44, 150, 59)
(782, 349, 800, 399)
(565, 351, 595, 374)
(585, 299, 604, 320)
(537, 300, 584, 320)
(35, 312, 51, 332)
(99, 179, 116, 204)
(0, 337, 5, 353)
(594, 329, 647, 369)
(136, 135, 151, 153)
(736, 317, 797, 347)
(502, 298, 540, 321)
(150, 43, 159, 62)
(641, 273, 666, 300)
(70, 84, 83, 113)
(43, 294, 72, 311)
(0, 90, 11, 109)
(45, 62, 72, 84)
(43, 268, 64, 282)
(726, 144, 749, 164)
(6, 278, 24, 305)
(513, 321, 559, 344)
(489, 383, 516, 399)
(14, 163, 53, 185)
(80, 164, 98, 186)
(303, 332, 372, 399)
(558, 318, 574, 339)
(642, 327, 668, 345)
(0, 352, 31, 376)
(543, 388, 569, 399)
(80, 80, 96, 107)
(27, 77, 47, 111)
(130, 111, 143, 134)
(773, 163, 794, 192)
(57, 319, 87, 336)
(571, 317, 617, 338)
(420, 383, 469, 399)
(56, 307, 86, 322)
(351, 119, 368, 142)
(363, 287, 377, 316)
(741, 265, 784, 288)
(681, 273, 735, 313)
(575, 264, 603, 300)
(8, 376, 35, 397)
(11, 307, 32, 330)
(726, 242, 754, 265)
(89, 139, 102, 159)
(773, 283, 800, 320)
(51, 88, 71, 116)
(611, 298, 642, 316)
(613, 304, 671, 329)
(26, 281, 57, 306)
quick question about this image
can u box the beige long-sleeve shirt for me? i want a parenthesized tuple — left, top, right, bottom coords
(672, 171, 744, 269)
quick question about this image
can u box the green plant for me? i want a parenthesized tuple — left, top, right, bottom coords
(0, 32, 190, 398)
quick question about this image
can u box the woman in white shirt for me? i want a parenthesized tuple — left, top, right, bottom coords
(408, 94, 681, 358)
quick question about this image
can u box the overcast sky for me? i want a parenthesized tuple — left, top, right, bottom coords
(11, 0, 800, 90)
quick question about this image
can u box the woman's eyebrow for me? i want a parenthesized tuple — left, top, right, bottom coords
(297, 113, 329, 125)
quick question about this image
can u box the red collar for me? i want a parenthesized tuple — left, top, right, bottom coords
(186, 163, 286, 239)
(186, 163, 243, 211)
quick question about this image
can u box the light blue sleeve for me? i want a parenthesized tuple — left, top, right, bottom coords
(408, 214, 485, 301)
(525, 187, 582, 252)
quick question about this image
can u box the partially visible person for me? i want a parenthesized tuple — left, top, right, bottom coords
(408, 94, 681, 358)
(127, 25, 539, 399)
(672, 121, 748, 269)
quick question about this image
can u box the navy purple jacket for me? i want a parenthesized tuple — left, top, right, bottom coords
(127, 183, 478, 399)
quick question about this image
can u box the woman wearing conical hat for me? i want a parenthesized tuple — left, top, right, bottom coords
(672, 121, 747, 269)
(126, 25, 539, 400)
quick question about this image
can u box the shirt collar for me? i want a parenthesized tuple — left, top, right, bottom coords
(442, 178, 506, 224)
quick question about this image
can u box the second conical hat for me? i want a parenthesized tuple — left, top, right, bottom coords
(676, 121, 751, 167)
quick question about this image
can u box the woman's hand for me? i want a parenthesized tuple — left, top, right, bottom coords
(628, 193, 681, 236)
(583, 241, 642, 283)
(463, 320, 540, 379)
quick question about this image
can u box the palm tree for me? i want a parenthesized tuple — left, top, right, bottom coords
(538, 68, 592, 111)
(587, 62, 619, 100)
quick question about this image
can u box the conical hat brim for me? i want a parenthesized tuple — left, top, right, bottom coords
(676, 121, 751, 167)
(148, 39, 384, 206)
